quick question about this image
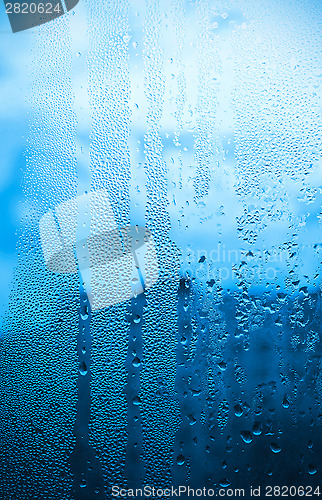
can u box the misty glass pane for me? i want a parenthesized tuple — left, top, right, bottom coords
(1, 0, 322, 498)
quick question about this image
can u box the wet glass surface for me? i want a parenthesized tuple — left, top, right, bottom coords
(1, 0, 322, 498)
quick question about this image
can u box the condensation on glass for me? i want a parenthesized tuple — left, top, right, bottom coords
(1, 0, 322, 498)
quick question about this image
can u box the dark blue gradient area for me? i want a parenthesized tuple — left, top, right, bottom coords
(1, 0, 322, 499)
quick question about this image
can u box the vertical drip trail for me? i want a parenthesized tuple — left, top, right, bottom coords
(126, 2, 149, 489)
(124, 293, 146, 488)
(168, 0, 211, 487)
(68, 2, 91, 198)
(174, 278, 193, 485)
(84, 0, 132, 491)
(170, 0, 194, 487)
(140, 0, 181, 489)
(67, 4, 105, 498)
(193, 0, 218, 201)
(69, 289, 105, 499)
(174, 281, 210, 489)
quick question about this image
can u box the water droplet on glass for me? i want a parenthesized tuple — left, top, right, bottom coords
(252, 422, 262, 435)
(187, 414, 196, 425)
(282, 396, 290, 408)
(218, 360, 227, 371)
(234, 404, 243, 417)
(308, 464, 317, 475)
(240, 431, 252, 444)
(79, 361, 87, 376)
(79, 479, 86, 488)
(80, 306, 88, 321)
(132, 356, 141, 367)
(270, 442, 281, 454)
